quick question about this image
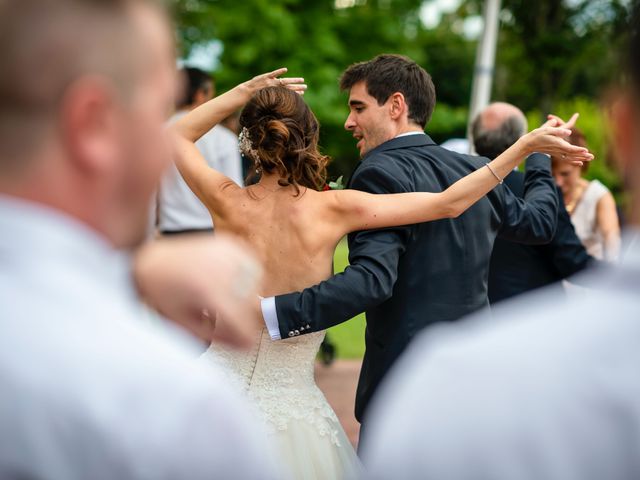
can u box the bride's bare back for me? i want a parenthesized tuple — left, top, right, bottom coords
(214, 184, 339, 297)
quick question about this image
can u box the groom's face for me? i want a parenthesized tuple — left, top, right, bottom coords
(345, 81, 395, 156)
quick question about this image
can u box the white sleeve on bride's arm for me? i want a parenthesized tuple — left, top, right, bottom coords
(261, 297, 282, 340)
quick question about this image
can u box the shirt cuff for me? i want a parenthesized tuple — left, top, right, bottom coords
(261, 296, 281, 340)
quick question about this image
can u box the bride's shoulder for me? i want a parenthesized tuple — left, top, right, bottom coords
(300, 188, 343, 215)
(314, 189, 368, 218)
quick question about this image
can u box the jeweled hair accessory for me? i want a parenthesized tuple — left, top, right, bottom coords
(239, 127, 258, 161)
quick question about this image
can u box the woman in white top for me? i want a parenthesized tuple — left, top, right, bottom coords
(552, 126, 621, 260)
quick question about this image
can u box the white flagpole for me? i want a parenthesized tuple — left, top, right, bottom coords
(467, 0, 502, 153)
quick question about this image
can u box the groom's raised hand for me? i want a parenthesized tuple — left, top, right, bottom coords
(134, 234, 264, 348)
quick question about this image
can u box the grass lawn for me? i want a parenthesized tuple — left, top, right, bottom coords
(326, 239, 366, 359)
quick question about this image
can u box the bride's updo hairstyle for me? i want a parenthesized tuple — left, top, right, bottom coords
(239, 86, 329, 192)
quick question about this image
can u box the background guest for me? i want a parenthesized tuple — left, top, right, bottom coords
(471, 102, 597, 303)
(158, 67, 243, 235)
(552, 128, 621, 260)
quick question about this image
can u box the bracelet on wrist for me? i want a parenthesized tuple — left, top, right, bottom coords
(485, 163, 504, 184)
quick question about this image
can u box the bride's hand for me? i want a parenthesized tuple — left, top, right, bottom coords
(517, 124, 593, 166)
(243, 68, 307, 95)
(544, 112, 579, 130)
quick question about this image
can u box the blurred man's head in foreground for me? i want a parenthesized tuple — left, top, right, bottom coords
(471, 102, 528, 160)
(0, 0, 176, 248)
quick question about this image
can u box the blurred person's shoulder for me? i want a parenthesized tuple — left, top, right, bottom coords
(0, 289, 270, 478)
(0, 277, 245, 416)
(377, 261, 640, 426)
(409, 277, 639, 379)
(365, 272, 640, 478)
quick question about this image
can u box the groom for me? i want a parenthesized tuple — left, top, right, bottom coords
(261, 54, 559, 433)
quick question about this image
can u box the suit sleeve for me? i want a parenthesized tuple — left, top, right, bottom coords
(497, 153, 559, 245)
(273, 163, 411, 339)
(544, 186, 597, 278)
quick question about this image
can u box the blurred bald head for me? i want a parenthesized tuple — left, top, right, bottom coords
(471, 102, 528, 160)
(0, 0, 177, 247)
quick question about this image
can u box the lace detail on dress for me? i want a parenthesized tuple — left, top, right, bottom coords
(201, 328, 343, 447)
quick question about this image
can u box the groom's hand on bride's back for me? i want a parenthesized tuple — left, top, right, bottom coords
(134, 234, 263, 349)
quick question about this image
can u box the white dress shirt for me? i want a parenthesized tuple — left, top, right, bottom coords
(0, 196, 279, 480)
(158, 112, 243, 232)
(261, 130, 427, 340)
(362, 231, 640, 480)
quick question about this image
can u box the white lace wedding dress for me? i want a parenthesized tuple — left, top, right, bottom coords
(200, 328, 362, 479)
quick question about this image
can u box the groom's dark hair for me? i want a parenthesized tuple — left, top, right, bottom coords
(340, 54, 436, 128)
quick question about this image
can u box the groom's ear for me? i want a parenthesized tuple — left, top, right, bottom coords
(388, 92, 408, 121)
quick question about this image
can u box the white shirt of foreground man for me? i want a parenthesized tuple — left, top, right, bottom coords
(0, 197, 280, 480)
(363, 231, 640, 480)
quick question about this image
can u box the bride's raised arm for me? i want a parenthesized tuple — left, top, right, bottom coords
(170, 69, 306, 210)
(329, 117, 592, 234)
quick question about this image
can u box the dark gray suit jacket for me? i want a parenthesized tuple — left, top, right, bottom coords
(275, 134, 558, 422)
(488, 170, 595, 304)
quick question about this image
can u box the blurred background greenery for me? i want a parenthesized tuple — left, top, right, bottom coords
(173, 0, 632, 198)
(173, 0, 633, 358)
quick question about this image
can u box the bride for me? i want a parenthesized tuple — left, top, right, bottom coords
(170, 69, 590, 479)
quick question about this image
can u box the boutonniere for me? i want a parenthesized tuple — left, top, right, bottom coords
(326, 176, 346, 191)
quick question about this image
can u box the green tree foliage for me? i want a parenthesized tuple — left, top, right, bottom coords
(173, 0, 630, 188)
(459, 0, 631, 114)
(173, 0, 474, 177)
(476, 0, 629, 197)
(526, 98, 623, 200)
